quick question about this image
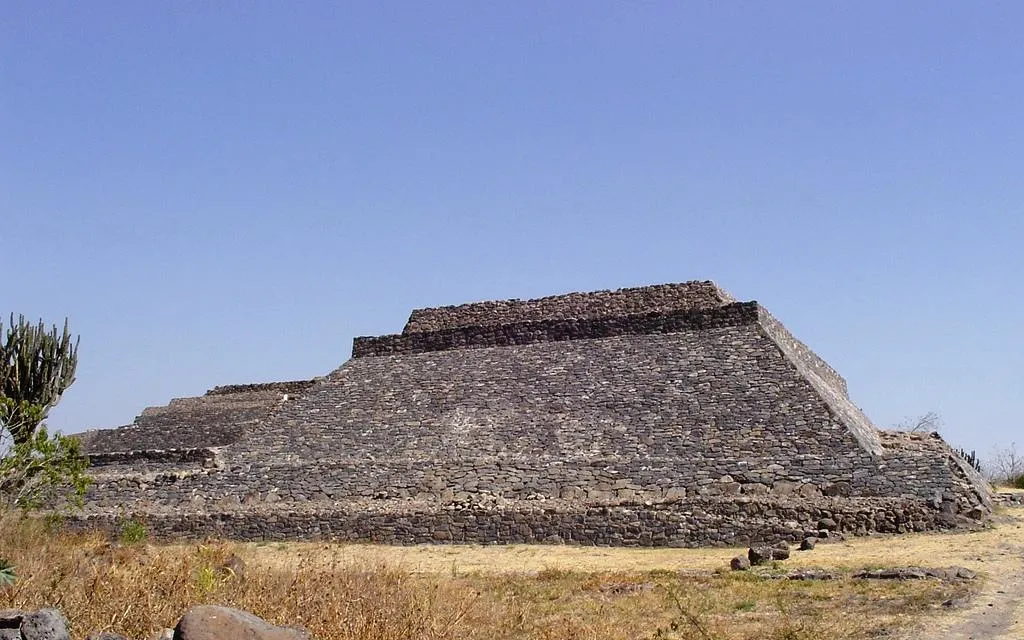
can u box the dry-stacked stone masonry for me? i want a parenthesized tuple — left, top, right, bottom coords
(75, 281, 992, 546)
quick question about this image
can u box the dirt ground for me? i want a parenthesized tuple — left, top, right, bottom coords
(903, 507, 1024, 640)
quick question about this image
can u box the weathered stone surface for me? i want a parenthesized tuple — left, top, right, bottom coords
(0, 611, 20, 640)
(730, 555, 750, 571)
(405, 281, 736, 333)
(799, 537, 816, 551)
(2, 609, 71, 640)
(75, 281, 994, 545)
(174, 605, 309, 640)
(748, 544, 790, 566)
(787, 569, 836, 581)
(853, 567, 977, 582)
(817, 518, 838, 531)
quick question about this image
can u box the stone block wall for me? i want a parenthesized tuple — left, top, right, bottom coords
(403, 281, 736, 333)
(354, 302, 758, 358)
(74, 495, 961, 547)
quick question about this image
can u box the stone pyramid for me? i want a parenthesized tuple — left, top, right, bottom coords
(78, 281, 990, 545)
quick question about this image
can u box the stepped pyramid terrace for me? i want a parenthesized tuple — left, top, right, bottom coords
(76, 281, 992, 545)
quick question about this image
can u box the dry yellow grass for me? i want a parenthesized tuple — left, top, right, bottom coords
(240, 507, 1024, 578)
(3, 512, 1009, 640)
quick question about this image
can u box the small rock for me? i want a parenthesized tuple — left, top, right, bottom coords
(853, 566, 978, 582)
(748, 544, 790, 566)
(922, 567, 978, 581)
(954, 566, 978, 580)
(730, 555, 750, 571)
(0, 611, 21, 640)
(966, 506, 988, 521)
(854, 567, 928, 580)
(799, 537, 816, 551)
(822, 482, 851, 497)
(174, 605, 310, 640)
(817, 518, 838, 531)
(86, 633, 131, 640)
(17, 609, 70, 640)
(798, 483, 822, 498)
(787, 569, 836, 581)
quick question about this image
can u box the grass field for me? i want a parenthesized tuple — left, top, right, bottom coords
(2, 505, 1022, 640)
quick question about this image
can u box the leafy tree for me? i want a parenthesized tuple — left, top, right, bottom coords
(1, 314, 79, 445)
(1, 315, 88, 515)
(1, 420, 90, 513)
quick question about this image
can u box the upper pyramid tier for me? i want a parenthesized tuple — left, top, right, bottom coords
(403, 281, 737, 333)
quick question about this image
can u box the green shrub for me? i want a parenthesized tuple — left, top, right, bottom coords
(118, 519, 147, 545)
(1013, 474, 1024, 490)
(0, 422, 91, 515)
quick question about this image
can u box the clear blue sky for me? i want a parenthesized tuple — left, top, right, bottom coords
(2, 3, 1021, 460)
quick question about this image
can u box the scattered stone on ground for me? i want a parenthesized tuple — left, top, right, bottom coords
(730, 555, 751, 571)
(799, 536, 816, 551)
(748, 542, 790, 566)
(787, 569, 837, 581)
(0, 609, 70, 640)
(598, 582, 655, 595)
(175, 605, 311, 640)
(2, 606, 309, 640)
(853, 566, 977, 582)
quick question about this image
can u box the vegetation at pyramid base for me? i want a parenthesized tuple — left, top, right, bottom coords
(0, 313, 79, 445)
(1, 314, 89, 517)
(0, 404, 91, 516)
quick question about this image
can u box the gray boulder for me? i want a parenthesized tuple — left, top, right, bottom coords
(0, 609, 70, 640)
(174, 605, 310, 640)
(748, 543, 790, 566)
(730, 555, 750, 571)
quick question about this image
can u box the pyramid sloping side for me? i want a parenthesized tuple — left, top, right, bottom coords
(403, 281, 736, 333)
(756, 310, 990, 507)
(230, 320, 892, 500)
(757, 309, 873, 453)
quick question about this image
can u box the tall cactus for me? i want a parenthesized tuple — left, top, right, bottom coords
(0, 314, 79, 445)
